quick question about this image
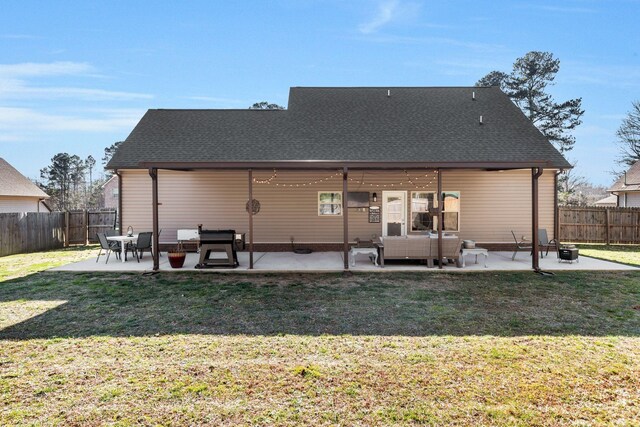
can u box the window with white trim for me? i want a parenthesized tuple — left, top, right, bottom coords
(318, 191, 342, 216)
(411, 191, 435, 231)
(441, 191, 460, 232)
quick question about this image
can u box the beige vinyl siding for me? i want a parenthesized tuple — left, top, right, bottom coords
(0, 196, 43, 213)
(121, 169, 556, 244)
(620, 192, 640, 207)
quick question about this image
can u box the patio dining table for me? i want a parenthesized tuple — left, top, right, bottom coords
(106, 234, 138, 263)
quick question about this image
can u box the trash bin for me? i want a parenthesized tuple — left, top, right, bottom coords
(234, 233, 246, 251)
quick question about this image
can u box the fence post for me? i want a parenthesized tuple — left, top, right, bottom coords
(64, 211, 70, 247)
(605, 208, 610, 246)
(84, 209, 89, 245)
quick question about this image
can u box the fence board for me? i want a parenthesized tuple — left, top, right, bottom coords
(559, 206, 640, 244)
(87, 210, 118, 243)
(68, 211, 86, 244)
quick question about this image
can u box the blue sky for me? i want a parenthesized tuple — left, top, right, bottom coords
(1, 0, 638, 186)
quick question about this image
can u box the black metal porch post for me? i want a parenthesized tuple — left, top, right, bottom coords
(437, 168, 443, 269)
(343, 167, 349, 270)
(149, 167, 159, 271)
(532, 167, 543, 271)
(248, 169, 254, 269)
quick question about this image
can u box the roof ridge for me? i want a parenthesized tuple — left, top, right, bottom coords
(152, 109, 286, 112)
(290, 86, 495, 89)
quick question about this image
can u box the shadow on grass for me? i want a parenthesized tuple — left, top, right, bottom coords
(1, 270, 639, 339)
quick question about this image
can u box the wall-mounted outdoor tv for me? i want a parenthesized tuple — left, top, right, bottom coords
(347, 192, 370, 208)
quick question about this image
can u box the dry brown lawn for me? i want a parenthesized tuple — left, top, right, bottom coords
(0, 249, 639, 425)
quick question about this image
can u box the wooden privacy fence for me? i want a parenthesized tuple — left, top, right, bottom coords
(559, 206, 640, 244)
(0, 212, 65, 257)
(0, 209, 117, 257)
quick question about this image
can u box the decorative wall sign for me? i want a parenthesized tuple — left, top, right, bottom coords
(246, 199, 261, 215)
(368, 206, 381, 223)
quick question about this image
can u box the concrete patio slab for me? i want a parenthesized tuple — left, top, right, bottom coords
(51, 250, 637, 273)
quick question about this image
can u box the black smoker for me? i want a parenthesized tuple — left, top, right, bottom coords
(195, 226, 239, 268)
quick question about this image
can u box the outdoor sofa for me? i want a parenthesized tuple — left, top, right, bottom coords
(376, 234, 462, 268)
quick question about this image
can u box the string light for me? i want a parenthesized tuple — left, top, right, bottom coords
(252, 169, 278, 184)
(349, 170, 438, 189)
(252, 169, 439, 189)
(253, 170, 342, 187)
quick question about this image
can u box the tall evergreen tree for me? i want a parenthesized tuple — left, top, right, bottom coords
(249, 101, 285, 110)
(102, 141, 123, 177)
(86, 155, 96, 187)
(477, 51, 584, 153)
(40, 153, 74, 210)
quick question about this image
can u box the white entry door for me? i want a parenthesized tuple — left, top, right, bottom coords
(382, 191, 407, 236)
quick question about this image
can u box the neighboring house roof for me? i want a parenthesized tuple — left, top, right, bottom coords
(0, 158, 49, 198)
(107, 86, 571, 170)
(40, 200, 53, 212)
(101, 174, 118, 189)
(609, 161, 640, 192)
(594, 195, 617, 206)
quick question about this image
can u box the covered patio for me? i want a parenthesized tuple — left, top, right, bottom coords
(53, 250, 637, 273)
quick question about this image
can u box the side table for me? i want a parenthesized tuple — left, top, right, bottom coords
(461, 247, 489, 268)
(349, 247, 379, 267)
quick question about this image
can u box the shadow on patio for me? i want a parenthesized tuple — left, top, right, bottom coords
(1, 270, 639, 340)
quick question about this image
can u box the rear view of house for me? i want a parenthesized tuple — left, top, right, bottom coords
(107, 86, 571, 271)
(0, 158, 50, 213)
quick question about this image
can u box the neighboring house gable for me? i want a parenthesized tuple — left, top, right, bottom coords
(101, 175, 119, 210)
(0, 158, 50, 213)
(608, 161, 640, 207)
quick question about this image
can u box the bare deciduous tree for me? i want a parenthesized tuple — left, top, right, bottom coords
(615, 101, 640, 167)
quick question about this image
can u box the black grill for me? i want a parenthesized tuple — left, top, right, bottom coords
(195, 228, 239, 268)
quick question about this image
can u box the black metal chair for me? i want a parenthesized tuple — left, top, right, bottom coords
(96, 233, 121, 263)
(511, 230, 533, 261)
(538, 229, 559, 258)
(128, 232, 153, 262)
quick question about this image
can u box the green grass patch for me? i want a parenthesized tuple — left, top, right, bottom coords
(0, 245, 97, 281)
(575, 243, 640, 267)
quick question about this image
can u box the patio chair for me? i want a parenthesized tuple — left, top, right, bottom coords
(128, 231, 153, 263)
(511, 231, 533, 261)
(96, 232, 121, 263)
(538, 229, 559, 258)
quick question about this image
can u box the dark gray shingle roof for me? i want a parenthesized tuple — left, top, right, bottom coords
(107, 86, 570, 169)
(0, 158, 49, 198)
